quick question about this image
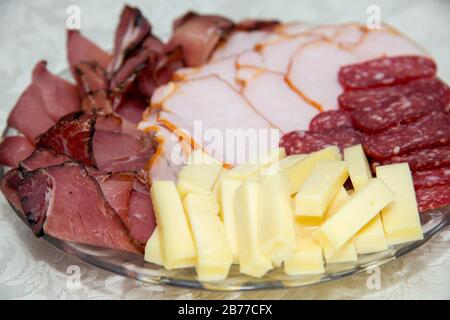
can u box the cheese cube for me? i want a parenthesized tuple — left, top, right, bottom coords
(295, 160, 348, 221)
(144, 227, 163, 266)
(227, 163, 261, 180)
(343, 144, 372, 190)
(183, 193, 233, 281)
(260, 154, 307, 176)
(228, 148, 286, 180)
(322, 188, 357, 263)
(254, 147, 286, 166)
(344, 144, 387, 254)
(177, 150, 223, 198)
(313, 179, 395, 253)
(376, 163, 424, 245)
(284, 225, 324, 275)
(258, 173, 296, 266)
(283, 146, 341, 194)
(150, 181, 196, 269)
(234, 180, 273, 277)
(217, 176, 242, 263)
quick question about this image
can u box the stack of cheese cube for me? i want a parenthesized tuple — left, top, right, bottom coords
(145, 145, 423, 281)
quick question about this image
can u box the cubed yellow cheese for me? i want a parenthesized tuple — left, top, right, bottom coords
(260, 154, 307, 176)
(217, 176, 242, 263)
(283, 146, 341, 194)
(295, 160, 348, 221)
(254, 147, 286, 166)
(258, 173, 296, 266)
(150, 181, 196, 269)
(234, 180, 273, 277)
(284, 225, 324, 275)
(313, 179, 395, 253)
(144, 227, 163, 266)
(183, 193, 232, 281)
(344, 144, 387, 254)
(212, 168, 228, 199)
(376, 163, 424, 245)
(228, 148, 286, 180)
(227, 163, 261, 180)
(177, 150, 223, 197)
(322, 188, 357, 263)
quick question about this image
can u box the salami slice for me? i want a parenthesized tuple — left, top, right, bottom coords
(413, 167, 450, 188)
(280, 127, 362, 155)
(339, 56, 437, 90)
(338, 78, 450, 112)
(309, 110, 353, 132)
(371, 146, 450, 171)
(415, 183, 450, 212)
(362, 111, 450, 160)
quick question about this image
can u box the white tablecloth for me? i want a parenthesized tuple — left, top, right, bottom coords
(0, 0, 449, 299)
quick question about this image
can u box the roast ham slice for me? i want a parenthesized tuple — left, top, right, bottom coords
(16, 162, 140, 253)
(0, 136, 34, 168)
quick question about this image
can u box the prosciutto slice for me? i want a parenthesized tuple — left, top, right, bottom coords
(0, 136, 34, 168)
(242, 71, 319, 133)
(20, 148, 71, 171)
(16, 162, 140, 253)
(67, 30, 111, 71)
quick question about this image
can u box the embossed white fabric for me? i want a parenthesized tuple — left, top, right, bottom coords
(0, 0, 449, 299)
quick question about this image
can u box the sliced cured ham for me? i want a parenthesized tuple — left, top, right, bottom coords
(275, 22, 315, 36)
(211, 30, 272, 61)
(1, 169, 24, 214)
(167, 12, 234, 67)
(287, 40, 359, 111)
(252, 33, 321, 73)
(154, 76, 277, 164)
(235, 66, 265, 87)
(67, 30, 111, 71)
(174, 56, 240, 90)
(16, 162, 140, 253)
(20, 148, 71, 171)
(353, 27, 430, 61)
(0, 136, 34, 168)
(242, 71, 319, 133)
(32, 61, 80, 121)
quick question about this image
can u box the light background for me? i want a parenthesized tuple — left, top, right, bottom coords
(0, 0, 449, 299)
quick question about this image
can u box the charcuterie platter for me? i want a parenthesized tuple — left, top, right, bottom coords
(0, 5, 449, 290)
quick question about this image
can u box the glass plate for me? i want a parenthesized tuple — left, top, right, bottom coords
(1, 68, 449, 291)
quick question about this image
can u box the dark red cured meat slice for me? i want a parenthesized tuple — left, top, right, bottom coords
(349, 79, 450, 133)
(93, 129, 156, 172)
(309, 110, 353, 132)
(19, 148, 71, 171)
(73, 62, 108, 95)
(16, 162, 140, 253)
(37, 115, 95, 166)
(114, 93, 148, 124)
(338, 78, 450, 112)
(168, 12, 234, 67)
(362, 111, 450, 160)
(109, 6, 152, 73)
(81, 90, 113, 113)
(0, 136, 34, 168)
(7, 83, 55, 142)
(413, 167, 450, 188)
(339, 56, 437, 90)
(371, 146, 450, 171)
(280, 128, 362, 155)
(67, 30, 111, 71)
(415, 183, 450, 213)
(235, 19, 280, 31)
(1, 169, 25, 214)
(128, 180, 156, 245)
(95, 113, 123, 132)
(31, 61, 80, 121)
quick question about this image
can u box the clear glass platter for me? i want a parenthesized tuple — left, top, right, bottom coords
(1, 68, 449, 291)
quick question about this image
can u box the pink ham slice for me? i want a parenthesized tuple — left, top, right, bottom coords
(0, 136, 34, 168)
(287, 41, 359, 111)
(1, 169, 24, 214)
(67, 30, 111, 71)
(275, 22, 315, 36)
(16, 162, 140, 253)
(211, 30, 272, 61)
(153, 76, 277, 164)
(174, 56, 241, 90)
(242, 71, 319, 133)
(353, 27, 430, 60)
